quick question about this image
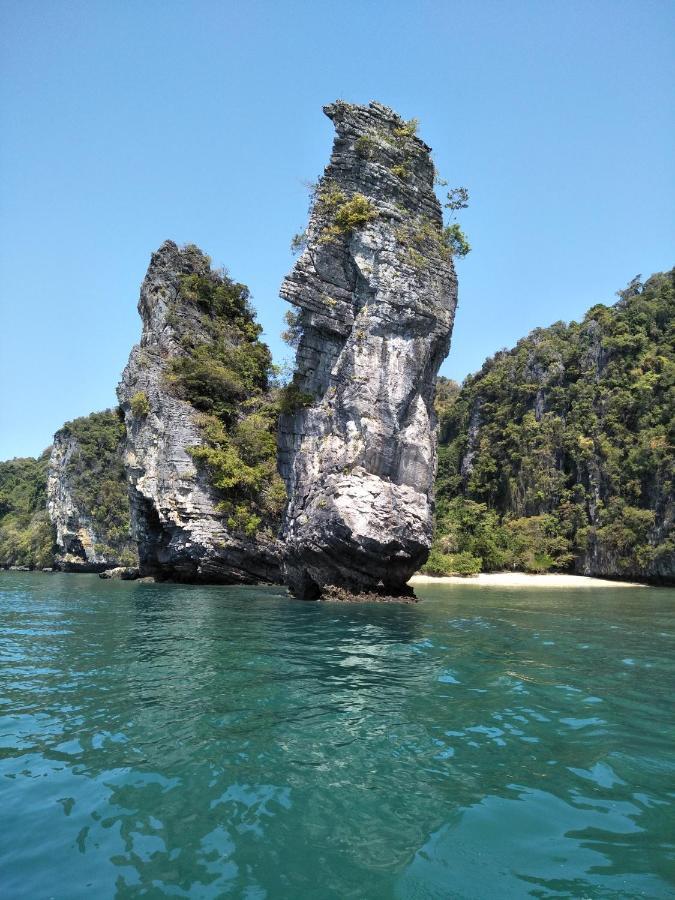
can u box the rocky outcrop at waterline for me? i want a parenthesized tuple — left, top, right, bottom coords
(47, 410, 137, 572)
(278, 101, 458, 599)
(117, 241, 283, 583)
(99, 566, 141, 580)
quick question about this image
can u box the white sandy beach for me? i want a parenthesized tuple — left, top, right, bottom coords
(409, 572, 645, 588)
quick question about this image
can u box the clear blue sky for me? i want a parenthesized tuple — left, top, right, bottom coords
(1, 0, 673, 459)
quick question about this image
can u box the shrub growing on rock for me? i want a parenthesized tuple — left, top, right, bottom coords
(130, 392, 150, 417)
(166, 271, 286, 537)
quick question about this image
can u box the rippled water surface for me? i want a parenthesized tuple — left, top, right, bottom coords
(1, 573, 674, 898)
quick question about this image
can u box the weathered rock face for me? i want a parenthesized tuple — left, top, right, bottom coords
(47, 411, 137, 572)
(279, 101, 457, 599)
(48, 433, 104, 571)
(117, 241, 281, 583)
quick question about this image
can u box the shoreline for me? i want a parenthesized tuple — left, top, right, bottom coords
(1, 568, 652, 590)
(409, 572, 646, 588)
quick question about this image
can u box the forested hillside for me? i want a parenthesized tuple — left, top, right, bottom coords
(0, 453, 54, 568)
(430, 269, 674, 583)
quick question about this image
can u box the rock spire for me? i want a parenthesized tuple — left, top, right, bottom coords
(278, 100, 458, 599)
(117, 241, 282, 583)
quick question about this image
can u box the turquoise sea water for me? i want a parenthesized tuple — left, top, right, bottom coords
(1, 573, 674, 899)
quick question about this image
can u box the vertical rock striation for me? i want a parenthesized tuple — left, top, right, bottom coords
(279, 101, 457, 599)
(47, 411, 137, 572)
(117, 241, 282, 583)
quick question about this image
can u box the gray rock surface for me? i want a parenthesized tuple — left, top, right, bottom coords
(279, 101, 457, 599)
(99, 566, 140, 580)
(117, 241, 281, 583)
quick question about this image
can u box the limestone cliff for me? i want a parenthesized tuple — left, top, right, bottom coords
(117, 241, 282, 583)
(279, 101, 457, 599)
(47, 410, 137, 571)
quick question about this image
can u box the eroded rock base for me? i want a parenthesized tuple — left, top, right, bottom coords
(319, 584, 419, 604)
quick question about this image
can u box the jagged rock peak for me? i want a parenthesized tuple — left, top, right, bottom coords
(278, 100, 458, 600)
(138, 240, 212, 340)
(117, 241, 282, 584)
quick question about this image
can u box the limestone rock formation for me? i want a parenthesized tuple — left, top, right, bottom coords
(117, 241, 282, 583)
(47, 411, 137, 572)
(278, 101, 457, 599)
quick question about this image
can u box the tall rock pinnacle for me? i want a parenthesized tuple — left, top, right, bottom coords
(117, 241, 282, 583)
(278, 100, 458, 599)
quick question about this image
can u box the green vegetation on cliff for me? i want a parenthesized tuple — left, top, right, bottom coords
(0, 454, 54, 568)
(57, 409, 137, 565)
(429, 269, 674, 581)
(166, 271, 286, 536)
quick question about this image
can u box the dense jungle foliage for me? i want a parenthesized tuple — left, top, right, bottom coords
(58, 409, 137, 565)
(427, 269, 674, 579)
(0, 453, 54, 568)
(166, 271, 286, 537)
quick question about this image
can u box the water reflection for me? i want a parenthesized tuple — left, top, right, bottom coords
(1, 573, 673, 898)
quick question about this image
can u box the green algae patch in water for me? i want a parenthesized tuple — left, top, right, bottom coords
(1, 572, 674, 898)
